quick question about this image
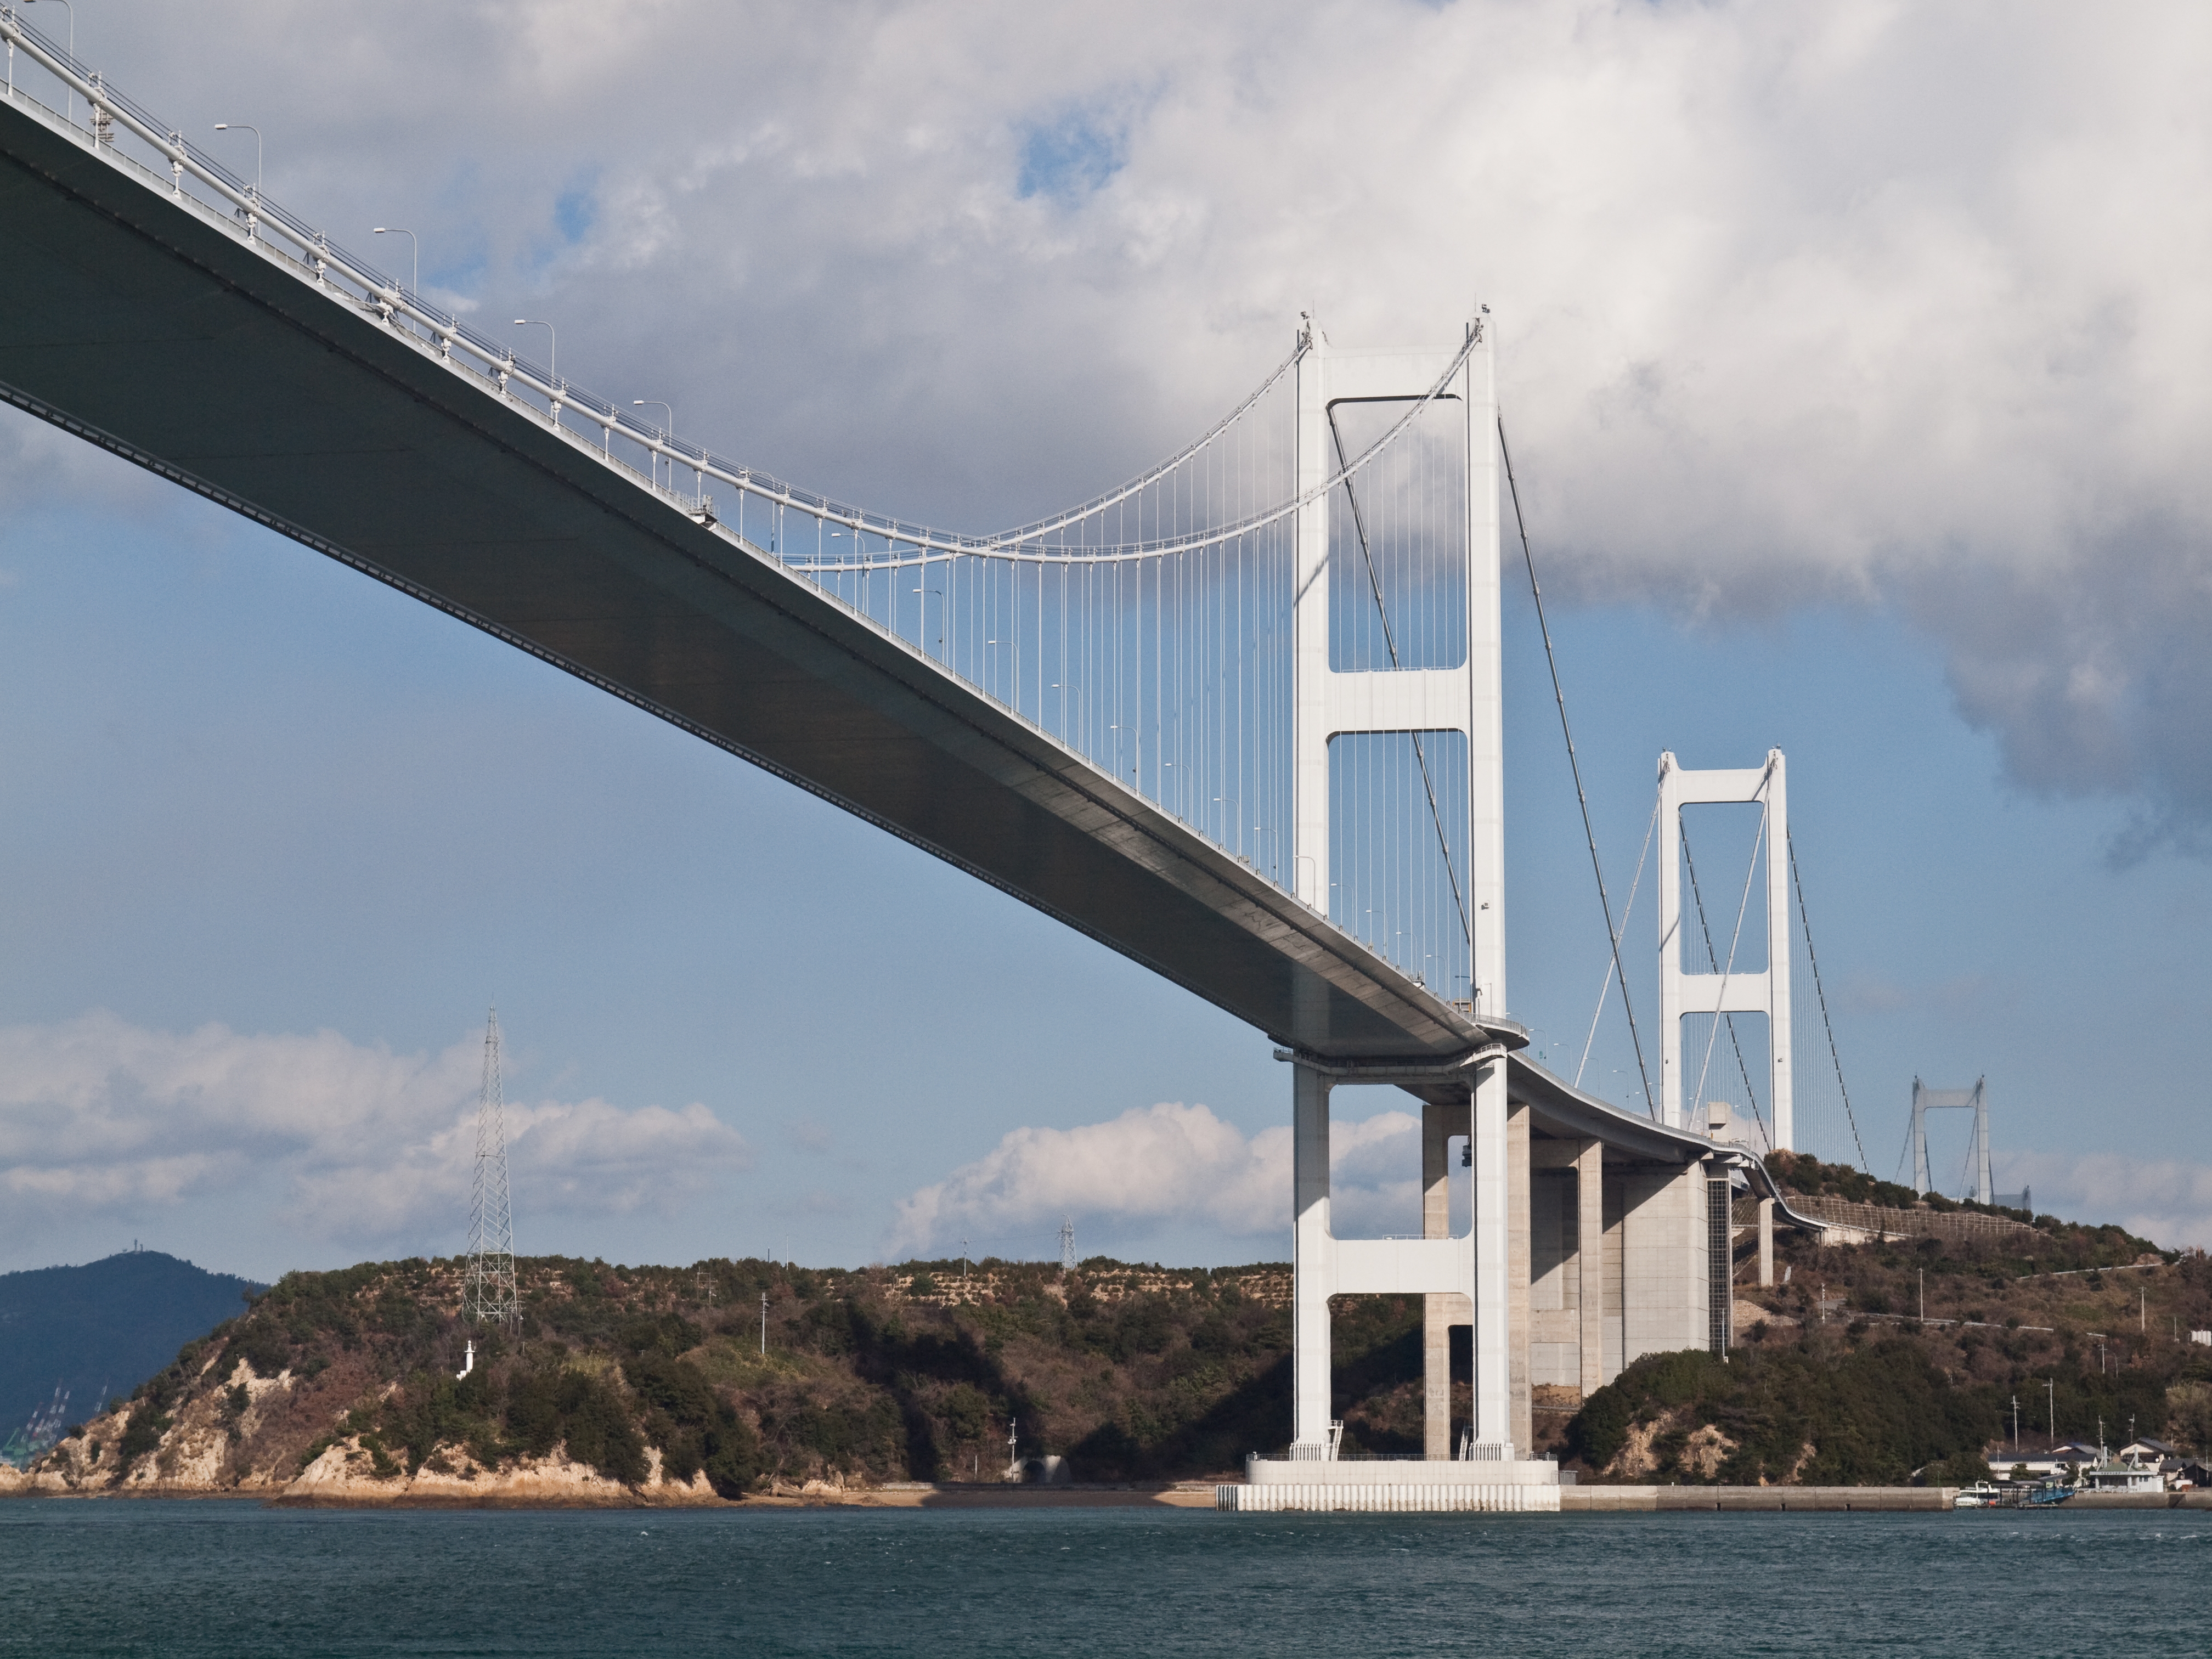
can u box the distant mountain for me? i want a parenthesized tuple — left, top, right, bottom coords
(0, 1250, 259, 1461)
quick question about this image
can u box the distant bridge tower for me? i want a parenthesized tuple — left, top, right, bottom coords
(464, 1007, 520, 1331)
(1910, 1076, 1991, 1204)
(1656, 750, 1792, 1148)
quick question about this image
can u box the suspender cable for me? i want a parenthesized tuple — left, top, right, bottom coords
(1576, 791, 1657, 1090)
(1499, 415, 1655, 1116)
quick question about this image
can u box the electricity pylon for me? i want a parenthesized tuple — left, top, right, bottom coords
(464, 1007, 520, 1332)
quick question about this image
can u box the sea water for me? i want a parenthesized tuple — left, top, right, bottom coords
(1, 1500, 2203, 1657)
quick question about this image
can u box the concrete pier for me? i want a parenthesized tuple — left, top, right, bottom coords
(1226, 1455, 1564, 1513)
(1562, 1486, 1958, 1512)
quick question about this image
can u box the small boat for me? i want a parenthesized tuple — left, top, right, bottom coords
(1954, 1482, 2000, 1508)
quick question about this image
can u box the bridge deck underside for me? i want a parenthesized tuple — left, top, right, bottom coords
(0, 99, 1494, 1062)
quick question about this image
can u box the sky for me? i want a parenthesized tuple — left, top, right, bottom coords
(2, 0, 2208, 1281)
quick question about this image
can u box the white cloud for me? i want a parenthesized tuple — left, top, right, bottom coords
(885, 1101, 1439, 1258)
(8, 3, 2211, 836)
(1995, 1150, 2212, 1254)
(0, 1011, 751, 1253)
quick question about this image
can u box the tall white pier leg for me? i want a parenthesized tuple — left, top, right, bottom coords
(1471, 1056, 1512, 1456)
(1291, 1062, 1335, 1451)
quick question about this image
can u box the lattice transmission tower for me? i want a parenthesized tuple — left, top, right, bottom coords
(1059, 1215, 1076, 1277)
(464, 1007, 520, 1331)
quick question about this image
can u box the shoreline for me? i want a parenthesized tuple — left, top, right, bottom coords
(7, 1479, 2204, 1513)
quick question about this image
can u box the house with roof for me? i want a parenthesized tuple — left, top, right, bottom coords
(1991, 1441, 2103, 1482)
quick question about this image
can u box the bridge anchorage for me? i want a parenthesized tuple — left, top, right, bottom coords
(0, 21, 1860, 1513)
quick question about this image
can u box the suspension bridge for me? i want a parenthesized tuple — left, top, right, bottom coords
(0, 15, 1866, 1509)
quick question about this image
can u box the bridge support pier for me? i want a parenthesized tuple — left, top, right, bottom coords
(1616, 1157, 1731, 1367)
(1577, 1140, 1605, 1399)
(1420, 1099, 1465, 1459)
(1288, 1053, 1515, 1461)
(1291, 1063, 1334, 1452)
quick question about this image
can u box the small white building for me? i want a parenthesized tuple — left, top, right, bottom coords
(2083, 1459, 2164, 1494)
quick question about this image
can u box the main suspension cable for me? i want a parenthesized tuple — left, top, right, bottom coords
(1788, 828, 1869, 1170)
(1499, 415, 1654, 1116)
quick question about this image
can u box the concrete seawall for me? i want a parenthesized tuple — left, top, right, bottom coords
(1562, 1487, 2212, 1511)
(1565, 1486, 1954, 1511)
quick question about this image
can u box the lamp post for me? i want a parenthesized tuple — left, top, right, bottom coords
(212, 121, 260, 234)
(373, 228, 417, 294)
(512, 319, 555, 386)
(634, 399, 672, 492)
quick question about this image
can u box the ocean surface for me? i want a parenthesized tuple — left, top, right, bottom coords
(1, 1499, 2203, 1657)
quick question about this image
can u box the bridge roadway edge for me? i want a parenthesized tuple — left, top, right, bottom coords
(0, 88, 1511, 1064)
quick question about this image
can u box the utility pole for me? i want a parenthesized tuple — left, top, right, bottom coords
(961, 1238, 969, 1282)
(2045, 1378, 2055, 1445)
(2010, 1395, 2018, 1454)
(1917, 1268, 1924, 1324)
(759, 1291, 768, 1358)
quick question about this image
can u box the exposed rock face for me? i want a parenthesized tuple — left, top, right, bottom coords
(1679, 1423, 1738, 1480)
(5, 1340, 729, 1508)
(8, 1394, 724, 1507)
(281, 1440, 723, 1507)
(1610, 1415, 1669, 1481)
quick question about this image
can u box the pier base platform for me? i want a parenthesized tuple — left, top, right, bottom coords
(1220, 1457, 1562, 1513)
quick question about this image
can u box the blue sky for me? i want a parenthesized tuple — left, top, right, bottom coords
(2, 0, 2207, 1278)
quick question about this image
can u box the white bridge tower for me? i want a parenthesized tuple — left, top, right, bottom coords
(1285, 314, 1519, 1462)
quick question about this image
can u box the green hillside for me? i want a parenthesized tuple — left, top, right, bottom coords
(26, 1178, 2212, 1494)
(1555, 1159, 2212, 1483)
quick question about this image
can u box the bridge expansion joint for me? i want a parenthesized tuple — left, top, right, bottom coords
(1270, 1035, 1522, 1086)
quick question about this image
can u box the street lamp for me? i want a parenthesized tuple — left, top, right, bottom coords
(212, 122, 261, 234)
(633, 399, 672, 492)
(373, 228, 417, 294)
(512, 319, 556, 386)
